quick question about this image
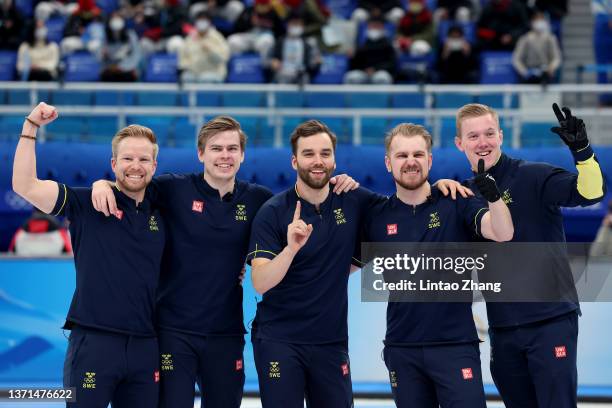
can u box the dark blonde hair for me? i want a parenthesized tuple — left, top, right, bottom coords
(197, 116, 247, 152)
(290, 120, 337, 154)
(456, 103, 500, 137)
(111, 125, 158, 159)
(385, 123, 433, 153)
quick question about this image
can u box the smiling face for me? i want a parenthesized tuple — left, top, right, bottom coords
(198, 130, 244, 183)
(455, 113, 503, 171)
(386, 133, 432, 191)
(292, 132, 336, 189)
(111, 136, 157, 194)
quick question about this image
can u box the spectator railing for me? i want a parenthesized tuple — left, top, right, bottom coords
(2, 82, 612, 147)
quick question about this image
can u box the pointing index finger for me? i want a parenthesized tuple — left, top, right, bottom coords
(293, 201, 301, 222)
(552, 103, 565, 122)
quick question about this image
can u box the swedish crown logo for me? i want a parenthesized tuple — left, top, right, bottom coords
(269, 361, 280, 378)
(82, 372, 96, 389)
(333, 208, 347, 225)
(428, 212, 441, 229)
(235, 204, 247, 221)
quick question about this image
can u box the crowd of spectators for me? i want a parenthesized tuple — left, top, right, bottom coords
(0, 0, 572, 84)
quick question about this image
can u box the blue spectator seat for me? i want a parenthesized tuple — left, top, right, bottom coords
(396, 52, 434, 83)
(46, 16, 66, 43)
(479, 51, 518, 84)
(312, 54, 348, 84)
(212, 16, 234, 35)
(144, 53, 178, 83)
(440, 116, 458, 147)
(356, 21, 396, 46)
(85, 116, 119, 143)
(520, 122, 562, 147)
(305, 92, 346, 108)
(136, 91, 181, 106)
(434, 92, 473, 108)
(222, 92, 264, 107)
(0, 115, 24, 141)
(281, 117, 305, 138)
(0, 51, 17, 81)
(324, 0, 356, 19)
(15, 0, 33, 17)
(276, 92, 305, 108)
(51, 90, 93, 105)
(93, 90, 136, 106)
(196, 91, 222, 106)
(96, 0, 119, 16)
(437, 20, 476, 45)
(325, 117, 351, 143)
(391, 93, 426, 108)
(126, 116, 173, 146)
(63, 52, 101, 81)
(5, 90, 27, 105)
(232, 116, 261, 140)
(360, 118, 390, 144)
(388, 116, 426, 128)
(227, 53, 264, 83)
(46, 116, 87, 141)
(173, 118, 198, 148)
(347, 92, 390, 108)
(476, 93, 518, 109)
(251, 147, 293, 190)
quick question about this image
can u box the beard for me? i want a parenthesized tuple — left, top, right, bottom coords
(116, 173, 150, 194)
(393, 165, 428, 190)
(297, 164, 333, 189)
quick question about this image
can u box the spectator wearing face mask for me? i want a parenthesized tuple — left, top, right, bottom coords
(437, 24, 476, 83)
(268, 13, 321, 83)
(512, 10, 561, 84)
(99, 13, 143, 82)
(17, 20, 60, 80)
(394, 0, 434, 56)
(344, 17, 395, 84)
(179, 11, 230, 83)
(351, 0, 404, 24)
(434, 0, 479, 24)
(227, 0, 284, 61)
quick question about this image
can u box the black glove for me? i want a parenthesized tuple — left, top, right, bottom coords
(474, 159, 501, 203)
(550, 103, 589, 152)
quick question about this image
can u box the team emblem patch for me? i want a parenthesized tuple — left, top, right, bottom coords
(389, 370, 398, 388)
(341, 363, 350, 376)
(387, 224, 398, 235)
(82, 372, 96, 389)
(428, 212, 441, 229)
(236, 359, 243, 371)
(269, 361, 280, 378)
(154, 371, 160, 383)
(192, 200, 204, 213)
(161, 354, 174, 371)
(235, 204, 247, 221)
(333, 208, 347, 225)
(555, 346, 567, 358)
(461, 368, 473, 380)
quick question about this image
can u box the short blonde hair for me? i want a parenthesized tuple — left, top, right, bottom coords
(198, 116, 247, 152)
(385, 123, 433, 153)
(456, 103, 500, 137)
(111, 125, 159, 160)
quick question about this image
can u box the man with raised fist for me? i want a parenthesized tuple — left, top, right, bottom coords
(12, 102, 164, 408)
(454, 103, 606, 408)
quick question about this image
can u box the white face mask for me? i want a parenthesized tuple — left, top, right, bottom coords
(110, 17, 125, 31)
(533, 19, 549, 34)
(196, 19, 211, 33)
(366, 28, 385, 41)
(447, 38, 464, 51)
(35, 27, 48, 41)
(288, 25, 303, 37)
